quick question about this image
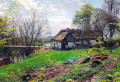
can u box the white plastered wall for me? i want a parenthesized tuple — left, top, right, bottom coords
(52, 41, 61, 49)
(66, 42, 75, 49)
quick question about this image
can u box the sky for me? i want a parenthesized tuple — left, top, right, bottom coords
(0, 0, 103, 36)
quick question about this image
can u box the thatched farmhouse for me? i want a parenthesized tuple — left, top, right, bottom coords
(52, 28, 100, 50)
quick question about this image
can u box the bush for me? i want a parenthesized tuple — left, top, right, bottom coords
(102, 40, 120, 47)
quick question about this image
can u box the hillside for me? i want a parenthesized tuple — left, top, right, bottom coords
(0, 47, 120, 82)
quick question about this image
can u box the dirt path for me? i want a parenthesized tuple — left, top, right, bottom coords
(29, 59, 85, 81)
(29, 63, 73, 81)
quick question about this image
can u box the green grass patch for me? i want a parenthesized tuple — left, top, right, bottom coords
(110, 48, 120, 57)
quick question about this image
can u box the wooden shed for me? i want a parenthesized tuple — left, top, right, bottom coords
(52, 28, 100, 50)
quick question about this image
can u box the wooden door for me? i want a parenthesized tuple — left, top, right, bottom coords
(62, 43, 65, 49)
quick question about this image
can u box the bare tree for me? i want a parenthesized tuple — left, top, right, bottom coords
(92, 8, 119, 47)
(92, 9, 110, 41)
(103, 0, 120, 39)
(103, 0, 120, 16)
(18, 10, 48, 55)
(10, 16, 18, 45)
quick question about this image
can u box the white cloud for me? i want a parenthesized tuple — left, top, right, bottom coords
(0, 2, 7, 9)
(0, 4, 3, 8)
(13, 0, 99, 36)
(47, 4, 67, 16)
(17, 0, 42, 11)
(75, 0, 90, 6)
(49, 16, 74, 35)
(61, 0, 89, 6)
(0, 3, 5, 15)
(46, 0, 90, 36)
(0, 11, 4, 15)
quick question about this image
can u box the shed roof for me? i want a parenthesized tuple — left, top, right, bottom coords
(52, 32, 69, 41)
(52, 28, 100, 41)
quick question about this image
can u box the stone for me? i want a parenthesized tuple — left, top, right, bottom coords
(64, 59, 73, 64)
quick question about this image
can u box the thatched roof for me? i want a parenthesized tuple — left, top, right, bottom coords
(52, 28, 100, 41)
(52, 32, 69, 41)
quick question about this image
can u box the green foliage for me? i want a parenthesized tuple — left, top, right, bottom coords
(87, 47, 99, 55)
(108, 72, 120, 81)
(73, 4, 93, 27)
(4, 0, 19, 17)
(87, 47, 107, 55)
(0, 1, 19, 45)
(0, 38, 11, 45)
(11, 50, 21, 55)
(114, 34, 120, 41)
(0, 20, 12, 45)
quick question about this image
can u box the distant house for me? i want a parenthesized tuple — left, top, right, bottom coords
(52, 28, 100, 50)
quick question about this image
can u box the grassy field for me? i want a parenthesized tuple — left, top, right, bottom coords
(0, 48, 99, 80)
(2, 47, 120, 81)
